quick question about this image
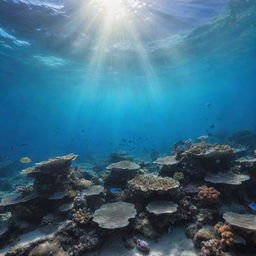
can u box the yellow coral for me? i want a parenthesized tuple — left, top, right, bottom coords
(128, 174, 180, 192)
(173, 171, 184, 181)
(73, 208, 92, 224)
(77, 178, 93, 188)
(68, 190, 77, 198)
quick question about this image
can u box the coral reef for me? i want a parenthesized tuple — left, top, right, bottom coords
(154, 155, 180, 177)
(198, 186, 220, 205)
(0, 139, 255, 256)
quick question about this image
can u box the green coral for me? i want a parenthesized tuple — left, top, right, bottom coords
(173, 171, 184, 181)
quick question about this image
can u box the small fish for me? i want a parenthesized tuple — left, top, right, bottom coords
(19, 157, 32, 164)
(81, 130, 85, 133)
(168, 225, 173, 233)
(249, 203, 256, 211)
(210, 125, 215, 129)
(109, 188, 121, 194)
(205, 103, 212, 108)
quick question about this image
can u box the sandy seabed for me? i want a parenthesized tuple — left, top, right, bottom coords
(88, 227, 198, 256)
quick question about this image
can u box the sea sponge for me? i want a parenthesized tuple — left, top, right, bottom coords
(214, 222, 234, 247)
(198, 186, 220, 205)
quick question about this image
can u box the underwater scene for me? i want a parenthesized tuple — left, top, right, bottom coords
(0, 0, 256, 255)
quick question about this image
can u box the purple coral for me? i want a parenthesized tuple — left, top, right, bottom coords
(134, 239, 150, 253)
(200, 239, 224, 256)
(183, 184, 198, 194)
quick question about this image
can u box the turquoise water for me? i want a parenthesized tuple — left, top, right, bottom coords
(0, 0, 256, 167)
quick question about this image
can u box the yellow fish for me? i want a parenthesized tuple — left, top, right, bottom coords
(19, 157, 32, 164)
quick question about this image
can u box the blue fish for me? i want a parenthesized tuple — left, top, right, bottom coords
(109, 188, 121, 194)
(168, 225, 173, 234)
(249, 203, 256, 211)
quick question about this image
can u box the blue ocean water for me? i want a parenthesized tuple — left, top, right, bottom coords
(0, 0, 255, 173)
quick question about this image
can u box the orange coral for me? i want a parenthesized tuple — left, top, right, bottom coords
(214, 222, 234, 247)
(198, 186, 220, 205)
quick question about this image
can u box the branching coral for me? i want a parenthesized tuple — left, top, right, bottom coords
(73, 231, 100, 255)
(200, 239, 224, 256)
(128, 174, 180, 193)
(15, 185, 34, 195)
(214, 222, 234, 247)
(173, 171, 184, 181)
(76, 179, 93, 188)
(198, 186, 220, 205)
(73, 209, 92, 225)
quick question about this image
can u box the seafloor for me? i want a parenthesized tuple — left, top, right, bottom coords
(1, 131, 256, 256)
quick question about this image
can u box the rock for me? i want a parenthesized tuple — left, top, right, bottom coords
(193, 226, 216, 247)
(28, 241, 68, 256)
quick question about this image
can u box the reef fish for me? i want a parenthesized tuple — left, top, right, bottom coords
(168, 225, 173, 233)
(109, 188, 121, 194)
(19, 157, 32, 163)
(249, 203, 256, 211)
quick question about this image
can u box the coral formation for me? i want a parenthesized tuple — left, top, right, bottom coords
(72, 209, 92, 225)
(198, 186, 220, 205)
(182, 142, 233, 158)
(205, 172, 250, 185)
(193, 226, 215, 247)
(128, 174, 180, 195)
(93, 202, 137, 229)
(76, 178, 93, 188)
(214, 222, 234, 247)
(223, 212, 256, 231)
(133, 213, 158, 239)
(104, 160, 140, 188)
(173, 171, 184, 181)
(146, 201, 178, 215)
(200, 239, 224, 256)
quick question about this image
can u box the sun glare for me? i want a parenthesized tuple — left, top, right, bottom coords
(89, 0, 147, 21)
